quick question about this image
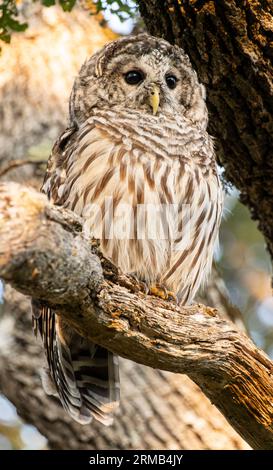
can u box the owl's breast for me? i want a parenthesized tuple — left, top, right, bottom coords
(56, 120, 183, 280)
(54, 114, 221, 289)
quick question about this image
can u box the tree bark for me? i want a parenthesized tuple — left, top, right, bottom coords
(138, 0, 273, 260)
(0, 287, 248, 450)
(0, 182, 272, 450)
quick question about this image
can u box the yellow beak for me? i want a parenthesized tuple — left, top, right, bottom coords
(149, 84, 160, 115)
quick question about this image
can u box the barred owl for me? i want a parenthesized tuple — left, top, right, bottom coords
(32, 34, 223, 425)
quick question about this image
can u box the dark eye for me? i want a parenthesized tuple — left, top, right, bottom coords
(165, 74, 178, 89)
(124, 70, 144, 85)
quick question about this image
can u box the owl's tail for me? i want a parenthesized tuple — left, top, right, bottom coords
(32, 303, 120, 425)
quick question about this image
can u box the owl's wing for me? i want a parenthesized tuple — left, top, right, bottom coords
(161, 165, 223, 305)
(32, 126, 120, 425)
(41, 126, 77, 203)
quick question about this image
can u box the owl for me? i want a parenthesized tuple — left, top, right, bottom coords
(32, 34, 223, 425)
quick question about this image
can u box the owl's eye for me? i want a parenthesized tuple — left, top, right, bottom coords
(165, 74, 178, 89)
(124, 70, 144, 85)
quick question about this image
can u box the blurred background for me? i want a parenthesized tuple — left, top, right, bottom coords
(0, 1, 272, 450)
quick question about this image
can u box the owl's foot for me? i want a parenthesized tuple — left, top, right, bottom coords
(129, 274, 177, 302)
(149, 284, 177, 303)
(129, 272, 149, 294)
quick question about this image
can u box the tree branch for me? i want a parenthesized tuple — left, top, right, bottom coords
(1, 182, 273, 450)
(0, 287, 248, 450)
(0, 159, 46, 178)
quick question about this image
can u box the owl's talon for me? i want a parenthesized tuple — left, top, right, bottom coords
(149, 284, 177, 303)
(129, 272, 149, 294)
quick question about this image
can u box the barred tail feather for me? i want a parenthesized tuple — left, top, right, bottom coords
(32, 302, 119, 425)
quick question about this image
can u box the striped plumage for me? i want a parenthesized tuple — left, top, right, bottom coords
(33, 34, 223, 425)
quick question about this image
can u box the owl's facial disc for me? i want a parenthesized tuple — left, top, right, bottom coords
(72, 35, 208, 127)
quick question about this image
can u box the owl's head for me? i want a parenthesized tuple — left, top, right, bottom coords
(70, 34, 207, 128)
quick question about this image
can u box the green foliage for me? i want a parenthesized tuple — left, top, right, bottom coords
(0, 1, 28, 45)
(0, 0, 137, 48)
(93, 0, 136, 22)
(42, 0, 77, 12)
(59, 0, 77, 12)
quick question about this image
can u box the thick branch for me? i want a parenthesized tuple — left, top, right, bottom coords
(0, 182, 273, 450)
(0, 287, 248, 450)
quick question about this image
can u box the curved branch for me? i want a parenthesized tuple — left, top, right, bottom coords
(0, 159, 46, 178)
(0, 182, 273, 450)
(0, 287, 248, 450)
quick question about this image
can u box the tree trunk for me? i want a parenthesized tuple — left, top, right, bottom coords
(138, 0, 273, 260)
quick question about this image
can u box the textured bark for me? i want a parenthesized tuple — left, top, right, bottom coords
(0, 182, 272, 450)
(0, 287, 247, 450)
(138, 0, 273, 260)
